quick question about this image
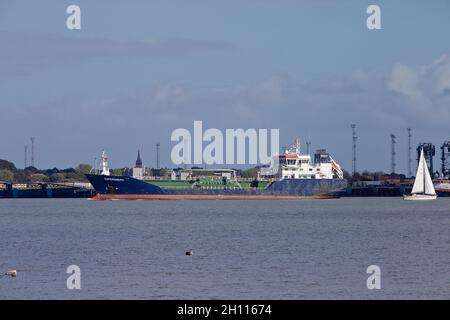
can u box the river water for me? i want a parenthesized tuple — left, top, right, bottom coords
(0, 198, 449, 299)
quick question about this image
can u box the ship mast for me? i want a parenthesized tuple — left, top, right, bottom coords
(101, 151, 110, 176)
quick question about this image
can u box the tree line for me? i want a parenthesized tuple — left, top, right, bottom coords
(0, 159, 92, 183)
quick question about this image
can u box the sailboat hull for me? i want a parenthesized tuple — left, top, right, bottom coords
(403, 194, 437, 201)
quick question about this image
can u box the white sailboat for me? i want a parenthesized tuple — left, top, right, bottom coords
(404, 148, 437, 200)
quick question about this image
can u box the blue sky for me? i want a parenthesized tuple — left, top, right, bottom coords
(1, 0, 450, 173)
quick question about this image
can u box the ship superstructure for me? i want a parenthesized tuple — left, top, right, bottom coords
(259, 139, 343, 180)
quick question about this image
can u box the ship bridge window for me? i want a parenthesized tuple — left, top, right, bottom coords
(287, 160, 296, 165)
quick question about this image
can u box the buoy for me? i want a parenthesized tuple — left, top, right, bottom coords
(5, 270, 17, 277)
(186, 249, 193, 256)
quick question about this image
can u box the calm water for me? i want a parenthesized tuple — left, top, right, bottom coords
(0, 198, 449, 299)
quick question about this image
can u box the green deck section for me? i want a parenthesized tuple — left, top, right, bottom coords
(144, 179, 269, 190)
(238, 181, 269, 189)
(143, 180, 193, 188)
(197, 178, 241, 189)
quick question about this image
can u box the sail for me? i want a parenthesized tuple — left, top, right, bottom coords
(411, 148, 436, 195)
(411, 149, 425, 194)
(423, 156, 436, 195)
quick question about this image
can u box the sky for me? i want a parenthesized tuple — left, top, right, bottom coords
(1, 0, 450, 173)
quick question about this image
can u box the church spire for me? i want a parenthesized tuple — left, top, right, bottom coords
(135, 150, 143, 168)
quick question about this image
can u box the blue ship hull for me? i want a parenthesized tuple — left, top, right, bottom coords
(86, 174, 347, 200)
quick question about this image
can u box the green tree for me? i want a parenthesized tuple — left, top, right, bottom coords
(241, 167, 259, 179)
(49, 173, 66, 183)
(76, 164, 93, 174)
(0, 169, 14, 182)
(13, 171, 30, 183)
(111, 168, 124, 176)
(30, 173, 49, 182)
(0, 160, 16, 171)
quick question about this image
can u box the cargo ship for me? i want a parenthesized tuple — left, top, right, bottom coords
(86, 141, 347, 200)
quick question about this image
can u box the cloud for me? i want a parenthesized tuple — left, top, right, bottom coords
(0, 31, 236, 74)
(249, 75, 289, 106)
(44, 56, 450, 134)
(386, 55, 450, 124)
(428, 55, 450, 95)
(388, 63, 421, 98)
(154, 83, 186, 105)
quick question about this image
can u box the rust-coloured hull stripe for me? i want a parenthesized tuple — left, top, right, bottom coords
(91, 194, 338, 200)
